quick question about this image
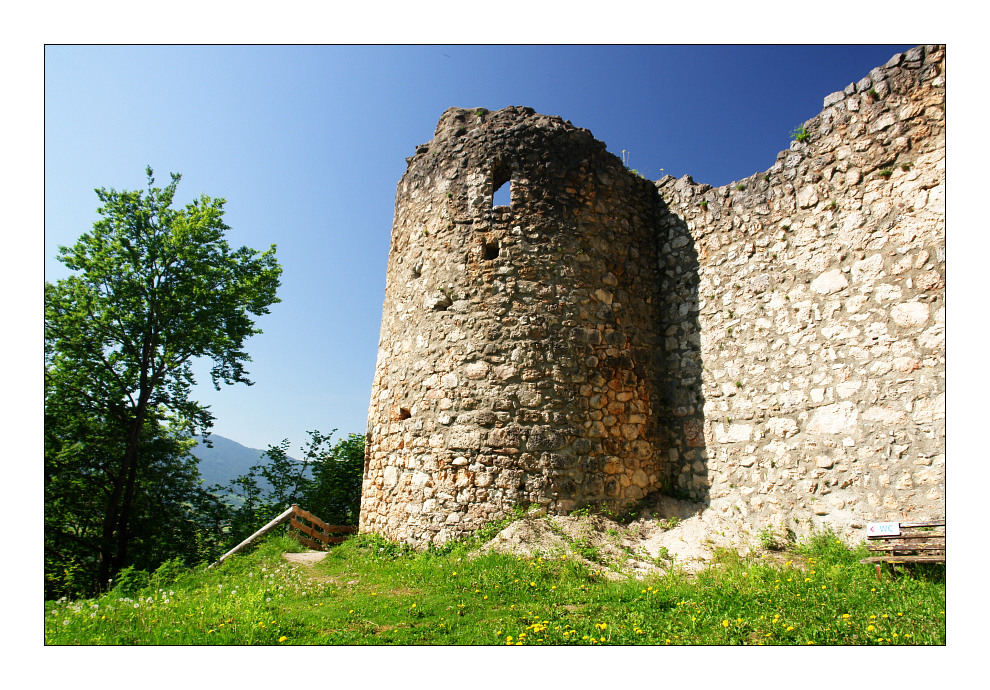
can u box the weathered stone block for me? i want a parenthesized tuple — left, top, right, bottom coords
(811, 269, 848, 295)
(891, 301, 930, 328)
(807, 402, 859, 434)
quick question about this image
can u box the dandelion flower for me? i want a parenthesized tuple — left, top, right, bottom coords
(279, 636, 288, 643)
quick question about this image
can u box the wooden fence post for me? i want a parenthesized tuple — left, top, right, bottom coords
(209, 505, 296, 569)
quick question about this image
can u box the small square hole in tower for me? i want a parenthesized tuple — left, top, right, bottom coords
(483, 237, 500, 261)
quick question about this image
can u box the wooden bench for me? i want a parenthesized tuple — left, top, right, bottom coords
(860, 521, 945, 579)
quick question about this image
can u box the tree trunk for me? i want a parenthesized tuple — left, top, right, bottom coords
(97, 469, 126, 589)
(96, 388, 151, 589)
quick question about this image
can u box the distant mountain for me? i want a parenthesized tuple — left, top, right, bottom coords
(189, 434, 272, 490)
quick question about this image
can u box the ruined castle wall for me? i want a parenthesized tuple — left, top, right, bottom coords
(361, 107, 664, 545)
(655, 45, 945, 539)
(361, 46, 946, 547)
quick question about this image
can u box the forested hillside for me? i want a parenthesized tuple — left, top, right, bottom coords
(190, 434, 283, 489)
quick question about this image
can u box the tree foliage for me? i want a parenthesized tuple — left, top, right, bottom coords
(45, 168, 281, 595)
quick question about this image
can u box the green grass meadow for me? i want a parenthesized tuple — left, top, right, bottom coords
(44, 526, 945, 646)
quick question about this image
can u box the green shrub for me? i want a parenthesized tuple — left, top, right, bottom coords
(795, 525, 852, 559)
(109, 565, 151, 597)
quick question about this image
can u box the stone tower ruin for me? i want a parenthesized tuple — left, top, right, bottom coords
(362, 45, 945, 547)
(361, 106, 666, 545)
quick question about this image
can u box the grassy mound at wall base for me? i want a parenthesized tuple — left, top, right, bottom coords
(45, 530, 945, 645)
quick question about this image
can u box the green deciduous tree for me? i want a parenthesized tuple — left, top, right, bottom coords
(45, 167, 281, 594)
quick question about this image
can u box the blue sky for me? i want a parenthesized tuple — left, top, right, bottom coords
(44, 44, 919, 451)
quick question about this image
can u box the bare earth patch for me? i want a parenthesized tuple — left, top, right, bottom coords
(284, 498, 787, 580)
(477, 497, 762, 578)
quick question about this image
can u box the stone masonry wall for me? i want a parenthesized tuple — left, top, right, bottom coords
(361, 45, 945, 546)
(362, 107, 664, 545)
(654, 45, 945, 540)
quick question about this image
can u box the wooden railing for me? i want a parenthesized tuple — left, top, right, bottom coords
(210, 504, 356, 568)
(287, 505, 358, 550)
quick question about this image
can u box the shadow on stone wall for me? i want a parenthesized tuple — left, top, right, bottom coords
(651, 192, 710, 512)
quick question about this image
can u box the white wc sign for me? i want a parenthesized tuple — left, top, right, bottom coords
(866, 522, 901, 536)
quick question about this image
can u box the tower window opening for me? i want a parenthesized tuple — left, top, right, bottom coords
(493, 179, 511, 207)
(492, 161, 513, 208)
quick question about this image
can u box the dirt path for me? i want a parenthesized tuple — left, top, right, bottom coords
(282, 551, 328, 565)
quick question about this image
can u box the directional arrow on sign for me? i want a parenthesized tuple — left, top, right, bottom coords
(866, 522, 900, 536)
